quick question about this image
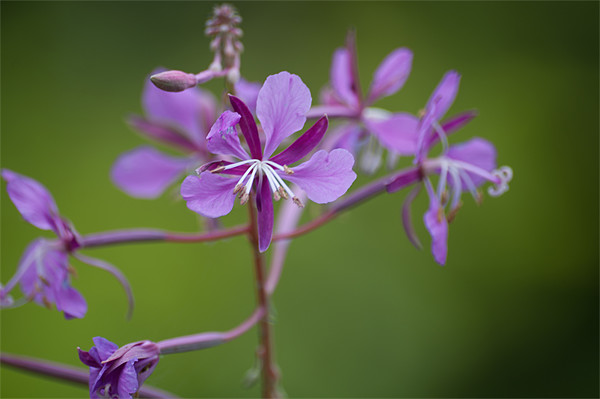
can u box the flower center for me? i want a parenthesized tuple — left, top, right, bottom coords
(221, 159, 303, 207)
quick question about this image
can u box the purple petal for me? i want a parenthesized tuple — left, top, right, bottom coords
(229, 95, 262, 160)
(257, 72, 312, 158)
(127, 115, 199, 153)
(111, 146, 190, 199)
(206, 111, 249, 160)
(78, 348, 100, 368)
(283, 149, 357, 204)
(364, 112, 419, 156)
(402, 185, 423, 250)
(92, 337, 119, 361)
(55, 285, 87, 320)
(423, 183, 448, 265)
(367, 48, 413, 103)
(270, 116, 328, 166)
(117, 360, 139, 399)
(2, 169, 59, 231)
(235, 78, 261, 114)
(385, 167, 422, 193)
(181, 172, 237, 218)
(319, 86, 344, 107)
(330, 48, 360, 109)
(447, 137, 497, 187)
(425, 70, 461, 121)
(321, 122, 363, 154)
(424, 110, 477, 149)
(256, 179, 274, 252)
(143, 70, 216, 144)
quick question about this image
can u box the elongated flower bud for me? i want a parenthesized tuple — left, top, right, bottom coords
(150, 70, 197, 92)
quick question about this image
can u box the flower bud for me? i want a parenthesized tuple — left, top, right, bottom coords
(150, 70, 197, 92)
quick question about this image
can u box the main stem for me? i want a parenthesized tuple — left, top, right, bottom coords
(247, 200, 279, 398)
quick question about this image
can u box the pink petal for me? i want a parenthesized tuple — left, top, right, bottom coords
(55, 285, 87, 320)
(2, 169, 59, 231)
(206, 111, 249, 160)
(330, 48, 360, 109)
(181, 172, 237, 218)
(111, 147, 190, 199)
(426, 70, 461, 121)
(234, 78, 261, 114)
(283, 149, 357, 204)
(364, 112, 419, 155)
(367, 48, 413, 103)
(447, 137, 497, 187)
(257, 72, 312, 158)
(423, 185, 448, 265)
(256, 179, 274, 253)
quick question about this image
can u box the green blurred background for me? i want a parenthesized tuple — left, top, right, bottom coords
(1, 1, 598, 398)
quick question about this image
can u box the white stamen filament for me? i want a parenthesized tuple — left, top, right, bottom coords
(228, 160, 301, 206)
(432, 121, 449, 154)
(448, 167, 462, 210)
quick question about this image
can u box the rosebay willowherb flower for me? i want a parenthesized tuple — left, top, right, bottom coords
(181, 71, 357, 251)
(386, 71, 513, 265)
(308, 30, 414, 172)
(78, 337, 160, 399)
(1, 170, 134, 318)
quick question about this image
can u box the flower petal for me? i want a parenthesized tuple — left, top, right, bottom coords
(117, 359, 139, 399)
(424, 182, 448, 265)
(256, 179, 274, 252)
(426, 70, 461, 121)
(364, 112, 419, 155)
(92, 337, 119, 361)
(367, 48, 413, 103)
(127, 115, 199, 153)
(143, 70, 216, 145)
(330, 48, 360, 109)
(283, 149, 357, 204)
(447, 137, 497, 187)
(111, 147, 190, 199)
(385, 167, 422, 193)
(206, 111, 250, 160)
(235, 78, 262, 114)
(229, 95, 262, 160)
(181, 172, 237, 218)
(2, 169, 59, 231)
(270, 116, 328, 166)
(55, 285, 87, 320)
(257, 72, 312, 158)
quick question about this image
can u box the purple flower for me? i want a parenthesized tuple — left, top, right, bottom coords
(181, 72, 357, 251)
(311, 31, 416, 172)
(78, 337, 160, 399)
(1, 170, 133, 318)
(387, 72, 513, 265)
(111, 70, 219, 199)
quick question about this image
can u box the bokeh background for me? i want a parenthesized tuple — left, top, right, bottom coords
(1, 1, 598, 398)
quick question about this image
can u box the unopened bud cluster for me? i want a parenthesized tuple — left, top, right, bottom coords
(206, 4, 243, 84)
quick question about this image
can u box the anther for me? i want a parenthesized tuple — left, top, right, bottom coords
(273, 191, 281, 201)
(67, 265, 78, 277)
(240, 193, 250, 205)
(446, 202, 462, 223)
(283, 165, 294, 175)
(277, 186, 289, 200)
(210, 166, 225, 173)
(39, 275, 50, 287)
(437, 207, 444, 223)
(42, 296, 52, 309)
(292, 197, 304, 208)
(233, 184, 244, 194)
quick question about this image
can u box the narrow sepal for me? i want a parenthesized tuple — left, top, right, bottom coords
(270, 116, 328, 166)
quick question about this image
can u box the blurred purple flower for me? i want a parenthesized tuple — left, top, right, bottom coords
(78, 337, 160, 399)
(387, 72, 513, 265)
(1, 170, 133, 318)
(181, 72, 357, 252)
(111, 70, 218, 199)
(310, 31, 415, 172)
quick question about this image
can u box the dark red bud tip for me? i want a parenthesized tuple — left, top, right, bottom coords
(150, 70, 197, 92)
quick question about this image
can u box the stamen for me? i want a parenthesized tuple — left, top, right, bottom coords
(273, 191, 281, 201)
(240, 192, 250, 205)
(432, 121, 449, 154)
(457, 169, 480, 204)
(448, 167, 462, 210)
(264, 160, 285, 171)
(437, 161, 448, 202)
(210, 166, 225, 173)
(223, 158, 257, 170)
(292, 197, 304, 208)
(447, 201, 462, 223)
(283, 165, 294, 175)
(277, 186, 289, 200)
